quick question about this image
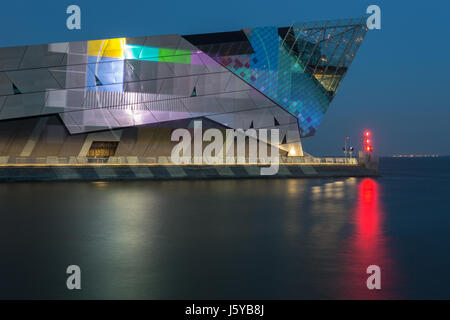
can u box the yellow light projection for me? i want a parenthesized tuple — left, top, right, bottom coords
(87, 38, 126, 58)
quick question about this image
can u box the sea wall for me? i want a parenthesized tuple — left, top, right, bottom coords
(0, 164, 378, 182)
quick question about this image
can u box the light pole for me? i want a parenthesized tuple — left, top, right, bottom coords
(343, 136, 350, 158)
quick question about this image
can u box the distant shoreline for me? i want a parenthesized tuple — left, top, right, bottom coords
(385, 155, 449, 159)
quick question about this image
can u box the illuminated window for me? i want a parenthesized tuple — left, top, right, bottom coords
(87, 141, 119, 157)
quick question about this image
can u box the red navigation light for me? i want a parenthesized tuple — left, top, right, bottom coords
(362, 130, 374, 153)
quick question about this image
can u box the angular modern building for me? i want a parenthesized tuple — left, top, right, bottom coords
(0, 18, 367, 160)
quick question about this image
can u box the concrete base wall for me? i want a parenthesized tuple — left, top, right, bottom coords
(0, 115, 293, 159)
(0, 164, 379, 182)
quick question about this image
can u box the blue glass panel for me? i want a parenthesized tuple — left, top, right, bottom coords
(213, 26, 335, 137)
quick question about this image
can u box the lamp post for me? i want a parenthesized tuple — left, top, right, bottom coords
(343, 136, 353, 158)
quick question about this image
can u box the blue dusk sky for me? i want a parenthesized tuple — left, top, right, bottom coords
(0, 0, 448, 156)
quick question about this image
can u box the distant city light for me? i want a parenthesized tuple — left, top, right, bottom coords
(392, 154, 440, 158)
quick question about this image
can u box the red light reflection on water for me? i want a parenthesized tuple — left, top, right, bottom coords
(356, 179, 380, 246)
(341, 178, 396, 299)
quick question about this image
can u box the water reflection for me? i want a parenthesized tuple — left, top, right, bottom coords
(341, 178, 396, 299)
(0, 178, 399, 299)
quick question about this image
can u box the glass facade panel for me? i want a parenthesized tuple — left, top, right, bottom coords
(0, 19, 367, 140)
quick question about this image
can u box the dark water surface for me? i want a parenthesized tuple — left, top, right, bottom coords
(0, 158, 449, 299)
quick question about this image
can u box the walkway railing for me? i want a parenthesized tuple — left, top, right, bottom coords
(0, 156, 358, 166)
